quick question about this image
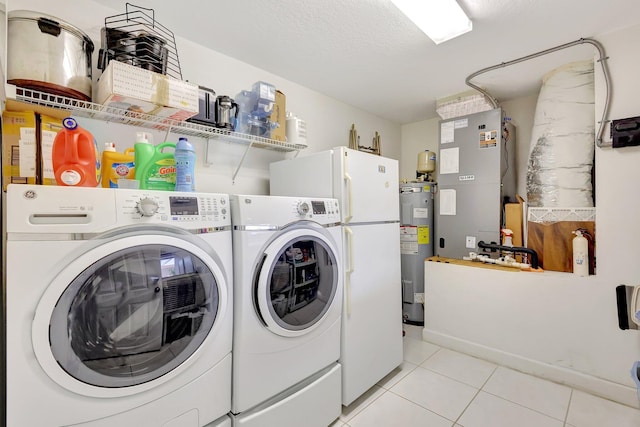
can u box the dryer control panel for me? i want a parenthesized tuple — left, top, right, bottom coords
(230, 194, 340, 227)
(293, 199, 340, 222)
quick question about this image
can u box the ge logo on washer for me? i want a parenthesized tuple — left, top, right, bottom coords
(23, 190, 37, 199)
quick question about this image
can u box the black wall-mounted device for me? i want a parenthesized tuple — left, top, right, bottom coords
(611, 116, 640, 148)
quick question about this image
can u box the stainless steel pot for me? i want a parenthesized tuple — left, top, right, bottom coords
(7, 10, 94, 101)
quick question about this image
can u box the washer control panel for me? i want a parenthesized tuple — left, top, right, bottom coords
(117, 190, 230, 227)
(296, 201, 311, 216)
(137, 197, 160, 217)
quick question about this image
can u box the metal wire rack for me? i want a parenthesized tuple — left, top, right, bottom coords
(11, 86, 306, 153)
(98, 3, 182, 80)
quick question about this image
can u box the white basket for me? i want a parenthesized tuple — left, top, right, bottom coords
(528, 207, 596, 223)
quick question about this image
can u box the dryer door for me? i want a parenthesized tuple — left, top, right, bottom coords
(255, 227, 340, 337)
(32, 233, 228, 397)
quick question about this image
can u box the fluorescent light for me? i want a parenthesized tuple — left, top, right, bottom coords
(391, 0, 473, 44)
(436, 91, 494, 119)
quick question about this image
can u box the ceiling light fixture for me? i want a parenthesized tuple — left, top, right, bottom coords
(390, 0, 473, 44)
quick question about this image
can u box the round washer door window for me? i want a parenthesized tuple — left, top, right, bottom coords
(255, 228, 339, 337)
(47, 242, 220, 388)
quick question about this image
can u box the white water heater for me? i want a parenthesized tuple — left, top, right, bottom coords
(400, 181, 434, 325)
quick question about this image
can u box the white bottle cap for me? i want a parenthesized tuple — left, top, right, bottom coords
(136, 132, 152, 144)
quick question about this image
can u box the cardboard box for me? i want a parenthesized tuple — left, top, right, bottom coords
(505, 195, 525, 247)
(269, 90, 286, 141)
(505, 195, 525, 261)
(39, 115, 63, 186)
(527, 207, 596, 273)
(2, 111, 37, 190)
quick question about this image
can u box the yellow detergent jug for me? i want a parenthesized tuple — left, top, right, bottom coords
(101, 143, 135, 188)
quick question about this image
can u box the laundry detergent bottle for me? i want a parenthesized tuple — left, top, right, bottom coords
(101, 142, 135, 188)
(174, 137, 196, 192)
(52, 117, 100, 187)
(134, 132, 177, 190)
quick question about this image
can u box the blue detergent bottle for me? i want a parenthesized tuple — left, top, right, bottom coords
(174, 137, 196, 192)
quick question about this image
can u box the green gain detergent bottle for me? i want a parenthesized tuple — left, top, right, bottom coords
(134, 132, 176, 190)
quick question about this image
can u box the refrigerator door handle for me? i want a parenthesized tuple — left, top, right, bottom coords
(344, 167, 353, 223)
(344, 226, 354, 316)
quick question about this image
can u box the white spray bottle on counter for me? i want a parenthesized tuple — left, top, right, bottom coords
(572, 229, 589, 276)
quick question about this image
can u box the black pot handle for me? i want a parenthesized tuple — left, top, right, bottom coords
(38, 17, 61, 37)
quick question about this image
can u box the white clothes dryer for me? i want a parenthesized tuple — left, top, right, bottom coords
(5, 185, 233, 427)
(230, 195, 343, 427)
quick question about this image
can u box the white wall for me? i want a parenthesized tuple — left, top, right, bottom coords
(398, 117, 439, 181)
(12, 0, 401, 195)
(500, 94, 538, 199)
(412, 23, 640, 407)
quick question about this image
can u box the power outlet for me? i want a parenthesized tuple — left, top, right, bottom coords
(414, 293, 425, 304)
(465, 236, 476, 249)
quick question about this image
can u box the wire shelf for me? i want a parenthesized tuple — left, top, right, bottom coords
(12, 86, 305, 153)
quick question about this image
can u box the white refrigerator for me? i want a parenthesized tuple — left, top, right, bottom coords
(270, 147, 403, 406)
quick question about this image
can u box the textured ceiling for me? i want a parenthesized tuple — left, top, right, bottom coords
(93, 0, 640, 124)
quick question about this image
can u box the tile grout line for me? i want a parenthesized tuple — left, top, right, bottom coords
(377, 362, 419, 391)
(411, 363, 495, 391)
(417, 345, 443, 366)
(453, 363, 499, 425)
(563, 388, 574, 426)
(470, 365, 572, 423)
(386, 388, 460, 424)
(452, 386, 482, 426)
(403, 336, 442, 364)
(346, 338, 440, 422)
(340, 387, 386, 424)
(479, 388, 570, 423)
(418, 362, 497, 388)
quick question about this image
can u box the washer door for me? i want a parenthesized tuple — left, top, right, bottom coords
(255, 227, 340, 337)
(32, 233, 228, 397)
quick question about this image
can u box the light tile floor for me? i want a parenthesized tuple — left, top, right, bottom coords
(330, 325, 640, 427)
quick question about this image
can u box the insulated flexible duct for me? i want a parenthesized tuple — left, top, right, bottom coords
(526, 60, 595, 207)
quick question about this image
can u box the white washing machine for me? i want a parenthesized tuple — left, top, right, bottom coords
(230, 195, 343, 427)
(5, 184, 233, 427)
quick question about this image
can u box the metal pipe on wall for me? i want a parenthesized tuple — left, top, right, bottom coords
(465, 38, 612, 148)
